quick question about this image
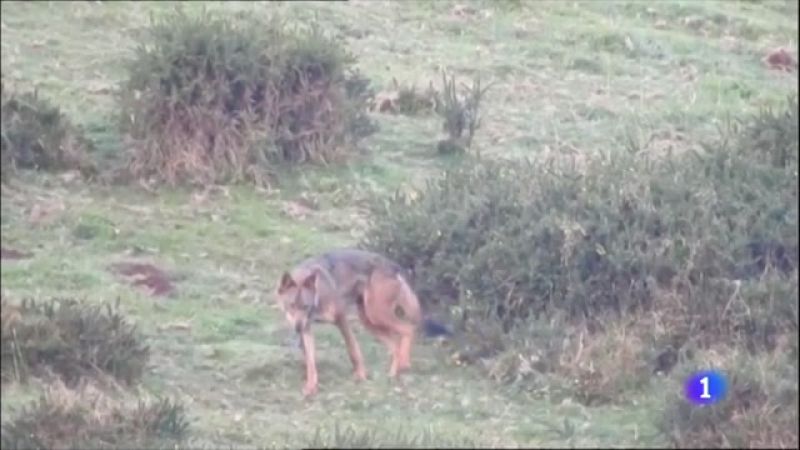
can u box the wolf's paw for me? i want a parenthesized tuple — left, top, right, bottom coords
(302, 382, 318, 397)
(354, 368, 368, 382)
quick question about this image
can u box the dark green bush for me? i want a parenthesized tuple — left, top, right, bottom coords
(119, 8, 375, 186)
(0, 297, 149, 386)
(363, 101, 798, 345)
(0, 384, 188, 450)
(1, 84, 95, 182)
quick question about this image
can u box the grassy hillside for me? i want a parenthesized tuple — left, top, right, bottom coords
(1, 1, 797, 447)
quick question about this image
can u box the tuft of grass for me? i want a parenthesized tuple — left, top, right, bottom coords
(733, 94, 798, 169)
(435, 71, 493, 154)
(1, 83, 96, 182)
(302, 423, 478, 449)
(0, 297, 150, 386)
(393, 79, 439, 117)
(0, 381, 189, 450)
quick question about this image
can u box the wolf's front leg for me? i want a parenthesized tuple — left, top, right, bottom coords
(300, 331, 318, 397)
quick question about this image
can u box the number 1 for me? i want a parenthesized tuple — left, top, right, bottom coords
(700, 376, 711, 399)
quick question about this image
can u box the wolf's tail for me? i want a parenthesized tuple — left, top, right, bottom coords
(393, 272, 452, 338)
(422, 318, 452, 338)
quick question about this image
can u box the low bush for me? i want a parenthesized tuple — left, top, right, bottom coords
(363, 99, 798, 342)
(119, 8, 376, 186)
(0, 83, 95, 182)
(0, 381, 189, 450)
(363, 97, 798, 422)
(0, 297, 149, 386)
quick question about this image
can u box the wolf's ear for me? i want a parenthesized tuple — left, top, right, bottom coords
(278, 272, 296, 294)
(301, 271, 317, 290)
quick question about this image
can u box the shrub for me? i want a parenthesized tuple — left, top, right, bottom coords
(0, 297, 149, 386)
(363, 100, 798, 412)
(0, 83, 95, 182)
(119, 8, 375, 186)
(0, 381, 189, 450)
(363, 104, 798, 341)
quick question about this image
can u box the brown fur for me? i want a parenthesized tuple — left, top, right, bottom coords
(275, 249, 426, 397)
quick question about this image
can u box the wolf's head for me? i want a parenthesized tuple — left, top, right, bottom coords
(276, 271, 319, 334)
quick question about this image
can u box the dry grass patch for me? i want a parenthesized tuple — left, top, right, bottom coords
(0, 380, 189, 450)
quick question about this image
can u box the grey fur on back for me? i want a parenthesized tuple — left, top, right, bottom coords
(298, 248, 405, 278)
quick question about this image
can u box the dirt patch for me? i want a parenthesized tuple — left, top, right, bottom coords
(108, 262, 175, 297)
(763, 48, 797, 72)
(1, 247, 32, 260)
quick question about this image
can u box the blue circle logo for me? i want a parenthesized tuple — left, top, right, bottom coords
(684, 370, 728, 405)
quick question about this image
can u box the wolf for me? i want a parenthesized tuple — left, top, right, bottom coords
(275, 248, 450, 397)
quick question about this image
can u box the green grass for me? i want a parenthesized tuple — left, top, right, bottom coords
(1, 0, 797, 447)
